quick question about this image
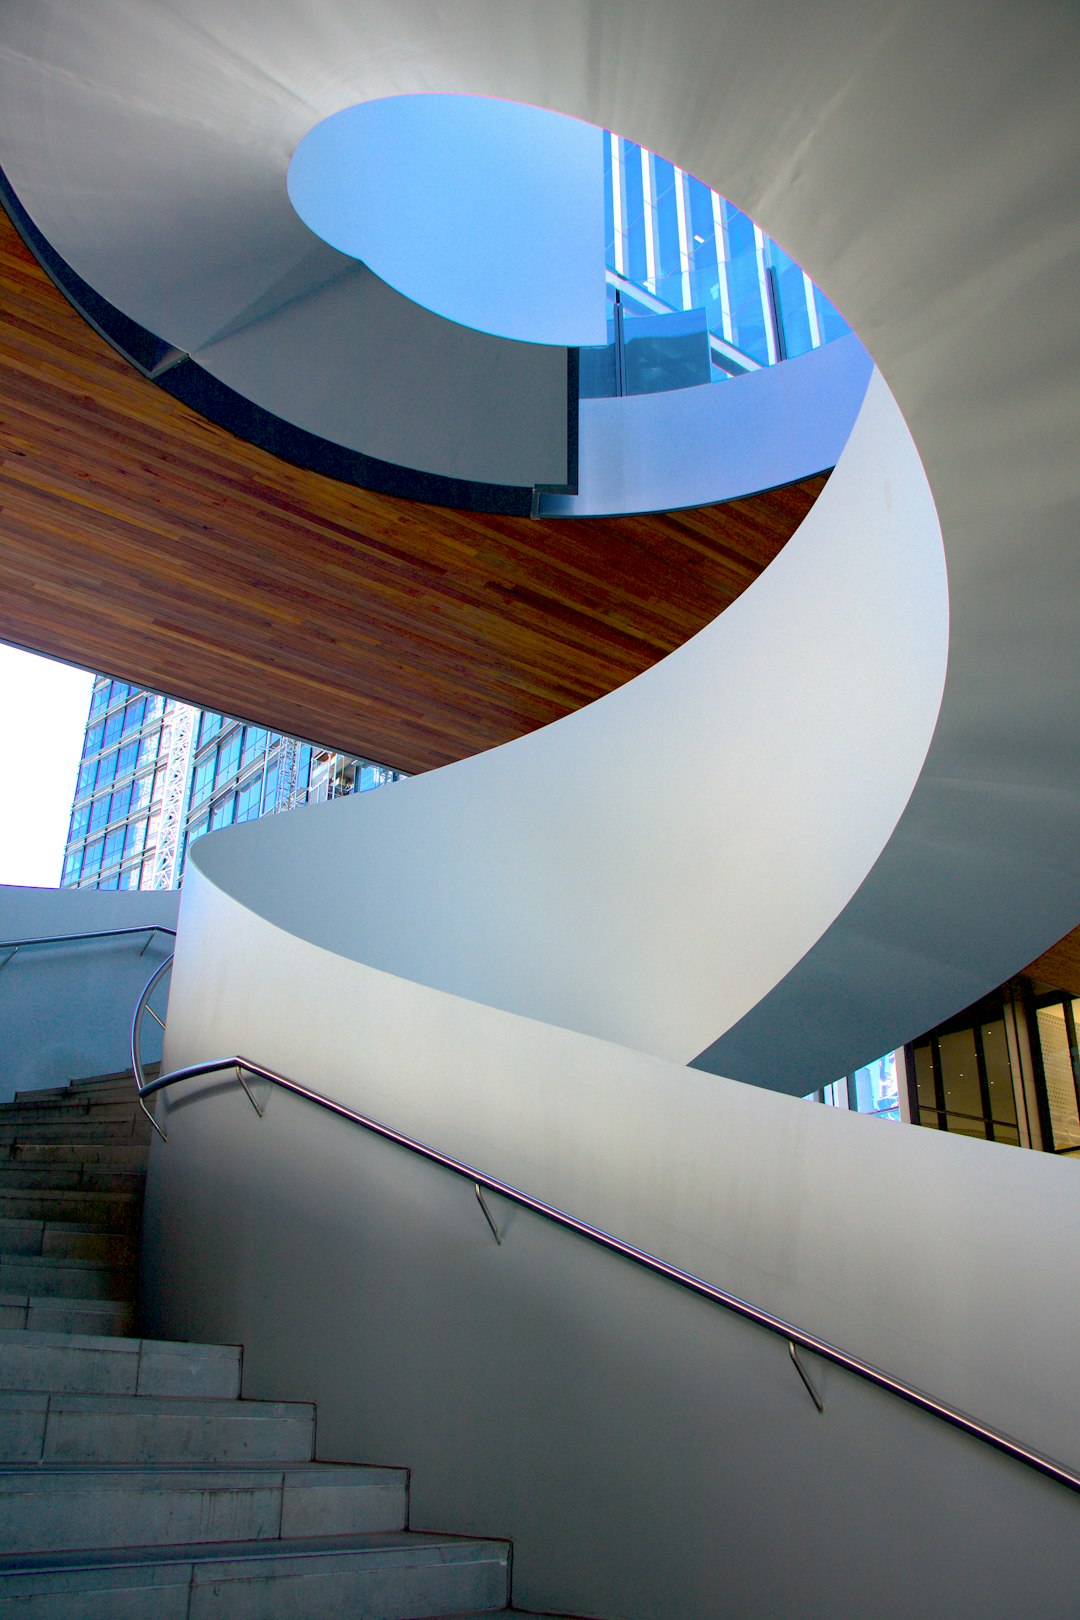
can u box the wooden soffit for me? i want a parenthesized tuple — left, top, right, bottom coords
(0, 206, 826, 773)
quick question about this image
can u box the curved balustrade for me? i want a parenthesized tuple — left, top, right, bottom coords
(131, 953, 1080, 1501)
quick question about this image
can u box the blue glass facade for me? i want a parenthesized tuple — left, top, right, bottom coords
(592, 133, 851, 395)
(62, 676, 406, 892)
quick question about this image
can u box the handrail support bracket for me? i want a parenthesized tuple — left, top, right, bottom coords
(236, 1064, 266, 1118)
(789, 1339, 824, 1413)
(475, 1182, 502, 1244)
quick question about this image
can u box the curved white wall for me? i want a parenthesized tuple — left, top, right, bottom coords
(196, 368, 946, 1063)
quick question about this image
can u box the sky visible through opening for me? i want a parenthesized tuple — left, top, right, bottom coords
(0, 643, 93, 887)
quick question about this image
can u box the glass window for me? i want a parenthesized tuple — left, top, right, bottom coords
(215, 729, 242, 786)
(262, 763, 278, 809)
(61, 850, 82, 885)
(108, 680, 130, 706)
(198, 711, 222, 748)
(103, 710, 123, 747)
(122, 698, 146, 735)
(89, 683, 109, 718)
(82, 838, 103, 877)
(131, 773, 152, 813)
(103, 829, 125, 869)
(96, 750, 117, 789)
(1035, 1002, 1080, 1152)
(236, 778, 262, 822)
(138, 735, 159, 768)
(125, 821, 147, 859)
(88, 797, 109, 833)
(117, 741, 139, 778)
(191, 757, 215, 806)
(68, 803, 90, 842)
(146, 693, 165, 722)
(119, 865, 141, 891)
(76, 761, 97, 800)
(210, 795, 236, 830)
(109, 783, 132, 823)
(85, 722, 105, 755)
(242, 726, 267, 767)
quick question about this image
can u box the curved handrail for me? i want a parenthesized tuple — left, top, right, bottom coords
(1, 923, 176, 972)
(131, 956, 1080, 1502)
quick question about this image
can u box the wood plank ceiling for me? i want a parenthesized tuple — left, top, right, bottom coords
(0, 206, 827, 773)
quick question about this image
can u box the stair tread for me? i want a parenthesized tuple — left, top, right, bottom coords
(0, 1392, 311, 1418)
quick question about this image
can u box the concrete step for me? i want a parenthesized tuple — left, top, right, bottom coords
(0, 1190, 140, 1227)
(0, 1221, 135, 1264)
(0, 1099, 144, 1124)
(0, 1530, 510, 1618)
(0, 1462, 408, 1555)
(0, 1255, 134, 1303)
(7, 1142, 149, 1169)
(0, 1297, 135, 1337)
(0, 1391, 315, 1465)
(0, 1120, 150, 1145)
(0, 1165, 144, 1194)
(0, 1331, 241, 1399)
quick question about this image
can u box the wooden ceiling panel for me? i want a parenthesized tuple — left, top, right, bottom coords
(0, 207, 826, 772)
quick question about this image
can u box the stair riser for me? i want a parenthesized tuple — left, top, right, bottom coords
(0, 1222, 135, 1263)
(0, 1301, 135, 1337)
(0, 1193, 139, 1226)
(0, 1334, 241, 1400)
(7, 1146, 148, 1168)
(0, 1259, 134, 1302)
(0, 1127, 149, 1153)
(0, 1103, 145, 1126)
(0, 1472, 407, 1555)
(0, 1546, 509, 1620)
(0, 1168, 144, 1193)
(0, 1404, 314, 1465)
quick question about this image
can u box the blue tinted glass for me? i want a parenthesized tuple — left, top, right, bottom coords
(89, 684, 109, 718)
(103, 711, 123, 746)
(96, 751, 117, 788)
(192, 759, 214, 805)
(771, 249, 812, 358)
(69, 803, 90, 841)
(622, 142, 644, 227)
(131, 774, 151, 812)
(109, 681, 129, 706)
(125, 821, 146, 858)
(61, 851, 82, 884)
(89, 797, 109, 833)
(85, 723, 104, 756)
(652, 155, 675, 202)
(656, 186, 682, 288)
(117, 741, 139, 778)
(83, 839, 103, 875)
(123, 699, 145, 735)
(110, 783, 132, 822)
(626, 212, 648, 287)
(210, 795, 235, 830)
(723, 204, 755, 259)
(726, 250, 769, 364)
(198, 711, 222, 748)
(103, 829, 125, 867)
(688, 182, 718, 254)
(76, 762, 97, 799)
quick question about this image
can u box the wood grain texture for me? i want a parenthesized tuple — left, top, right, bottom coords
(0, 206, 826, 772)
(1023, 927, 1080, 996)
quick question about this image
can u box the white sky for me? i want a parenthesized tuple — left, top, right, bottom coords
(0, 643, 94, 889)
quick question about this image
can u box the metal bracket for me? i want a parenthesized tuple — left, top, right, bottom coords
(146, 1005, 166, 1032)
(789, 1340, 824, 1413)
(475, 1183, 502, 1245)
(137, 1094, 168, 1144)
(235, 1065, 266, 1118)
(138, 930, 156, 957)
(0, 946, 18, 972)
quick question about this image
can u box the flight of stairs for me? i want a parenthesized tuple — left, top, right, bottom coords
(0, 1071, 552, 1618)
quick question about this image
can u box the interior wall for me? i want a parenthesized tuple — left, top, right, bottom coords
(0, 886, 178, 1098)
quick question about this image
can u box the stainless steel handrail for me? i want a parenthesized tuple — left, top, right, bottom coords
(1, 924, 176, 972)
(131, 954, 1080, 1501)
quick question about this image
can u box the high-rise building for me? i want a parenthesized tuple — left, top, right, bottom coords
(60, 675, 405, 893)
